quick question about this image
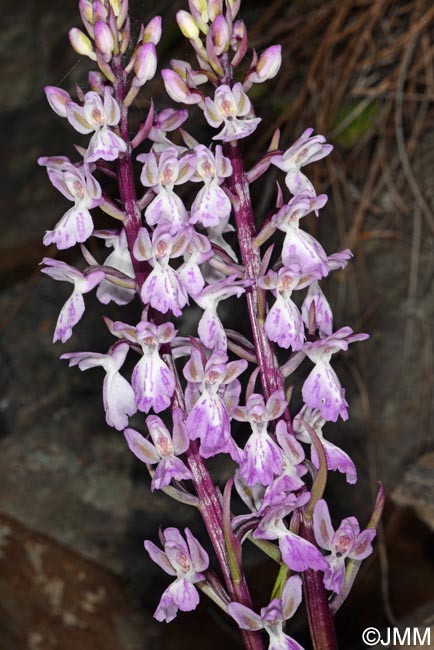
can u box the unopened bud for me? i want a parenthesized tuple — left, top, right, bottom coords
(79, 0, 93, 23)
(226, 0, 241, 19)
(120, 17, 131, 54)
(79, 0, 94, 36)
(94, 21, 115, 59)
(44, 86, 72, 117)
(207, 0, 222, 21)
(190, 0, 207, 12)
(108, 0, 122, 15)
(161, 69, 203, 105)
(134, 43, 157, 84)
(211, 15, 230, 55)
(177, 10, 200, 41)
(88, 71, 106, 93)
(92, 1, 108, 23)
(154, 108, 188, 132)
(116, 0, 129, 29)
(143, 16, 162, 45)
(230, 20, 247, 67)
(69, 28, 97, 60)
(188, 0, 209, 33)
(189, 69, 209, 86)
(256, 45, 282, 80)
(231, 19, 246, 44)
(170, 59, 191, 81)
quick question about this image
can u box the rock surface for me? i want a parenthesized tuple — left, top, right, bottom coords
(392, 452, 434, 532)
(0, 512, 157, 650)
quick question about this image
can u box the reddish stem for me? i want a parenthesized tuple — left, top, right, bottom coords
(300, 516, 338, 650)
(168, 358, 263, 650)
(111, 56, 264, 650)
(112, 57, 148, 289)
(223, 141, 286, 402)
(223, 140, 338, 650)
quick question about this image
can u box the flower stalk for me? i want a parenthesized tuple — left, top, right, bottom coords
(111, 53, 263, 649)
(300, 515, 339, 650)
(223, 141, 286, 402)
(111, 56, 148, 288)
(38, 2, 382, 649)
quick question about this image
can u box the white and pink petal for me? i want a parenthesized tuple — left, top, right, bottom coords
(240, 432, 283, 487)
(124, 428, 160, 464)
(143, 540, 177, 576)
(197, 308, 226, 351)
(280, 531, 328, 573)
(43, 204, 94, 250)
(152, 456, 192, 491)
(190, 183, 231, 227)
(103, 370, 136, 430)
(53, 291, 86, 343)
(145, 189, 188, 232)
(141, 267, 188, 316)
(85, 127, 127, 163)
(302, 361, 348, 422)
(227, 603, 263, 631)
(132, 353, 175, 413)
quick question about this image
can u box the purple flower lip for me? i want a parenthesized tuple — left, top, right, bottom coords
(144, 528, 209, 622)
(313, 499, 376, 593)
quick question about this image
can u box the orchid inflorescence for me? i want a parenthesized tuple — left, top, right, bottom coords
(40, 1, 384, 648)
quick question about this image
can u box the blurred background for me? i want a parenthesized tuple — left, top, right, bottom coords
(1, 0, 434, 648)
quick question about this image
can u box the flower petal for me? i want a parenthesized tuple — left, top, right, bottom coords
(103, 371, 136, 430)
(144, 540, 176, 576)
(132, 352, 175, 413)
(43, 205, 94, 250)
(265, 295, 305, 351)
(141, 267, 188, 317)
(323, 559, 346, 594)
(312, 499, 335, 551)
(66, 102, 93, 134)
(145, 189, 188, 232)
(190, 183, 231, 227)
(152, 457, 192, 490)
(280, 531, 328, 572)
(85, 127, 127, 163)
(53, 290, 85, 343)
(240, 431, 283, 487)
(349, 529, 376, 560)
(124, 428, 160, 464)
(185, 528, 209, 573)
(198, 308, 226, 350)
(213, 117, 261, 142)
(168, 578, 200, 612)
(281, 575, 303, 620)
(153, 586, 179, 623)
(227, 602, 263, 631)
(302, 361, 348, 422)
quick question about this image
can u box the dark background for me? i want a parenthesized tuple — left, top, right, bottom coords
(0, 0, 433, 648)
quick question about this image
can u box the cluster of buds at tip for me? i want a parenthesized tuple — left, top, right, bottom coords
(70, 0, 150, 78)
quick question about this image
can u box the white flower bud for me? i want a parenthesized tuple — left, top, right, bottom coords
(176, 10, 200, 40)
(69, 28, 97, 60)
(134, 44, 157, 84)
(94, 21, 115, 59)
